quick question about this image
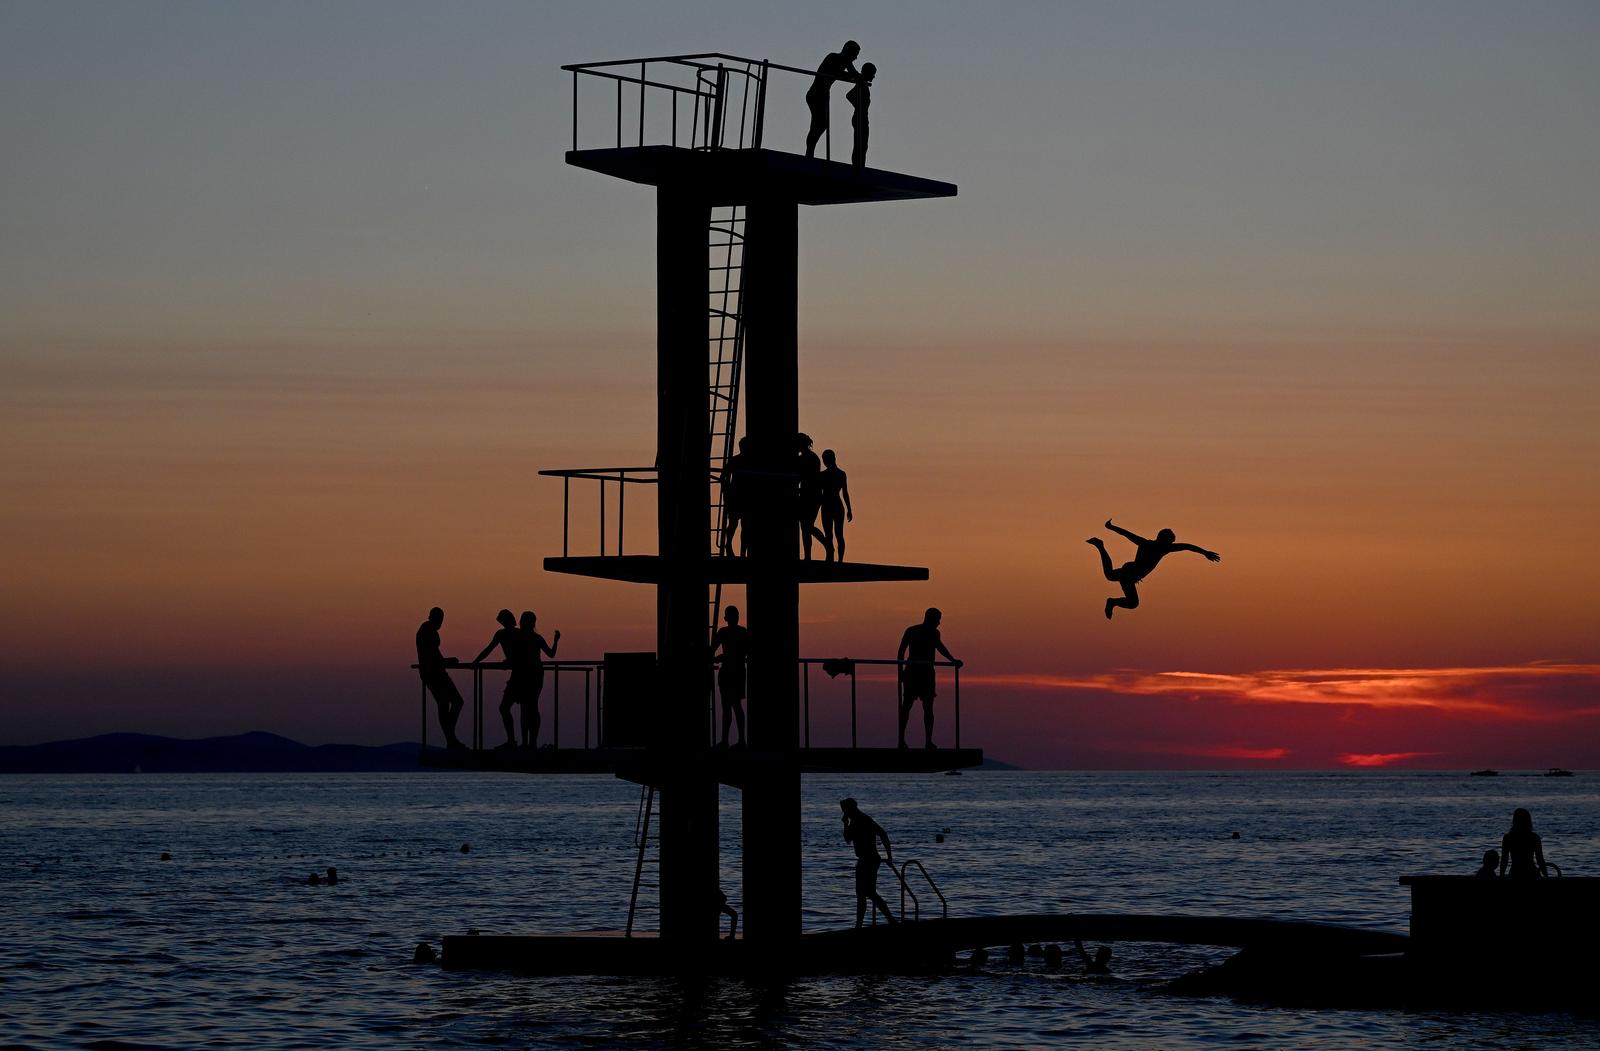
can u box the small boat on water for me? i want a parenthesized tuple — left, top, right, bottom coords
(1469, 769, 1498, 777)
(1546, 767, 1575, 777)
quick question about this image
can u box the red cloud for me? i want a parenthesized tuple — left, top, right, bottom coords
(1339, 751, 1440, 767)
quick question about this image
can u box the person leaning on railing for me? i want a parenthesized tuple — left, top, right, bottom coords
(416, 606, 466, 750)
(805, 40, 861, 159)
(896, 608, 962, 750)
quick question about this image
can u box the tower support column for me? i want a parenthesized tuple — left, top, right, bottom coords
(655, 186, 718, 945)
(740, 196, 802, 950)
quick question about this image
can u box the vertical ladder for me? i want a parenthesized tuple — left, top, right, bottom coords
(625, 784, 659, 936)
(705, 205, 747, 741)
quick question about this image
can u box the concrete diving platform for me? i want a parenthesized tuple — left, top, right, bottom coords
(567, 146, 957, 206)
(544, 554, 928, 585)
(442, 913, 1409, 975)
(419, 744, 981, 781)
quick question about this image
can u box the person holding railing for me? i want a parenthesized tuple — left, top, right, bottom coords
(475, 610, 525, 750)
(840, 797, 897, 928)
(710, 605, 749, 748)
(516, 611, 560, 749)
(415, 607, 466, 750)
(897, 608, 962, 749)
(805, 41, 862, 159)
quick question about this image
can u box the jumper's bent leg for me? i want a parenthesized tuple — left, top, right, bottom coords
(1087, 537, 1116, 580)
(1105, 579, 1140, 619)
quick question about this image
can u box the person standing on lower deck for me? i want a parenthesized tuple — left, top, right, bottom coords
(897, 608, 962, 749)
(710, 605, 749, 747)
(841, 797, 897, 928)
(474, 609, 523, 749)
(416, 607, 465, 750)
(517, 611, 560, 749)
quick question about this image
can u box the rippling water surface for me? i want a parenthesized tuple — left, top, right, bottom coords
(2, 771, 1596, 1048)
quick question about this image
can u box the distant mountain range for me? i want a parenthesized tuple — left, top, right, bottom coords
(0, 732, 1022, 773)
(0, 732, 427, 774)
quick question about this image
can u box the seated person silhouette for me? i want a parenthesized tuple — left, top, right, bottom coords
(416, 607, 465, 749)
(818, 449, 853, 562)
(474, 609, 525, 749)
(841, 797, 897, 928)
(710, 605, 749, 747)
(1499, 807, 1548, 878)
(897, 608, 962, 749)
(1475, 849, 1500, 878)
(846, 63, 876, 172)
(805, 41, 861, 159)
(1087, 519, 1221, 619)
(516, 611, 560, 749)
(1075, 938, 1112, 975)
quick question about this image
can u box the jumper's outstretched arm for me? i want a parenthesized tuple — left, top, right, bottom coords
(1172, 543, 1222, 563)
(1105, 520, 1147, 545)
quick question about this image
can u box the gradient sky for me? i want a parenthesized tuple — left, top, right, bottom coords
(3, 2, 1598, 767)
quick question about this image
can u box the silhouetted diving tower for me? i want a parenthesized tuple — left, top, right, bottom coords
(550, 52, 964, 958)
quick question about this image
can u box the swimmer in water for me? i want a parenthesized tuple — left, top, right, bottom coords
(1087, 519, 1220, 619)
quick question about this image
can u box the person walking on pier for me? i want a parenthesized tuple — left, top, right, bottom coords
(819, 449, 853, 562)
(797, 433, 827, 559)
(475, 610, 525, 750)
(710, 605, 749, 747)
(416, 607, 465, 750)
(846, 63, 876, 173)
(805, 41, 862, 159)
(897, 608, 963, 749)
(1499, 808, 1549, 878)
(516, 611, 560, 749)
(1087, 519, 1221, 619)
(841, 798, 898, 928)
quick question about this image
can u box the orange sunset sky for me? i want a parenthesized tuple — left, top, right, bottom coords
(3, 3, 1598, 767)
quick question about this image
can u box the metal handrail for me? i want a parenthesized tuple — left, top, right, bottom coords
(898, 859, 947, 921)
(539, 467, 658, 558)
(799, 657, 963, 749)
(564, 51, 860, 160)
(414, 659, 604, 753)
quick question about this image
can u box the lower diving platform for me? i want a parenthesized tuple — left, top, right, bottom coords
(420, 744, 982, 782)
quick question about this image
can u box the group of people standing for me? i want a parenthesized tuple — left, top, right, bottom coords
(719, 433, 854, 562)
(1475, 808, 1555, 879)
(414, 606, 560, 751)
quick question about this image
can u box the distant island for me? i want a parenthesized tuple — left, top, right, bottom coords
(0, 731, 1022, 774)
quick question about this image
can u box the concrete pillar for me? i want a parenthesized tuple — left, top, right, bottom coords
(655, 187, 718, 945)
(740, 196, 802, 949)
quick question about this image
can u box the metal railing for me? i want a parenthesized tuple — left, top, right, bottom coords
(414, 659, 603, 753)
(418, 654, 966, 753)
(540, 467, 658, 558)
(868, 858, 948, 925)
(564, 51, 858, 160)
(798, 658, 964, 749)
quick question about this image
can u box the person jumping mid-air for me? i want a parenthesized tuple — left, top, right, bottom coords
(1088, 519, 1220, 619)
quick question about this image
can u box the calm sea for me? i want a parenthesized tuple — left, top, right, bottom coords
(2, 771, 1596, 1049)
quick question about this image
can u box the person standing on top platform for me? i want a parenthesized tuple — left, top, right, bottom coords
(710, 605, 749, 748)
(897, 608, 962, 749)
(517, 611, 560, 749)
(840, 797, 898, 928)
(797, 433, 827, 560)
(1088, 519, 1221, 619)
(805, 41, 862, 159)
(818, 448, 853, 562)
(416, 607, 465, 750)
(474, 610, 525, 750)
(846, 62, 876, 173)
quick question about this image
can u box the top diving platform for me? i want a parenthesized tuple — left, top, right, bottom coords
(567, 146, 956, 206)
(562, 52, 955, 203)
